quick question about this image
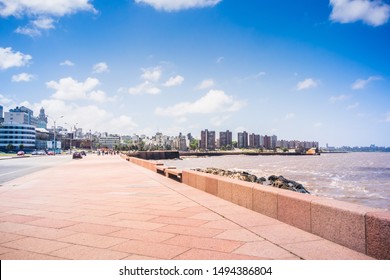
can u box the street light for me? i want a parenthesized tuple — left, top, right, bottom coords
(47, 115, 63, 155)
(65, 122, 78, 154)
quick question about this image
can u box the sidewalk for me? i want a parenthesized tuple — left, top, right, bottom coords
(0, 155, 373, 260)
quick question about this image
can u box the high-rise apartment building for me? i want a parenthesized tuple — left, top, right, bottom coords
(5, 106, 38, 126)
(237, 131, 248, 148)
(219, 130, 232, 148)
(249, 133, 260, 148)
(37, 107, 48, 129)
(200, 129, 216, 150)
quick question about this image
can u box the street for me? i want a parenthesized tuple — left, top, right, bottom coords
(0, 155, 72, 185)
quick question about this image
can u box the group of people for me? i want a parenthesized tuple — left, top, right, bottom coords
(97, 150, 120, 156)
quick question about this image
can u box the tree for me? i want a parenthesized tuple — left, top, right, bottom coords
(189, 139, 199, 150)
(6, 143, 14, 152)
(19, 144, 24, 151)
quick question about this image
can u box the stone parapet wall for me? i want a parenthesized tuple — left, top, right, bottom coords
(124, 155, 390, 259)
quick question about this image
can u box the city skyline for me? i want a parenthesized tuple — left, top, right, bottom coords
(1, 0, 389, 147)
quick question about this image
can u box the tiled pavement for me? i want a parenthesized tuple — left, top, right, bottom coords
(0, 155, 373, 260)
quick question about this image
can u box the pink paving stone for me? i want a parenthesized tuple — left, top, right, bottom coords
(26, 218, 78, 229)
(110, 220, 167, 230)
(231, 181, 253, 209)
(109, 228, 176, 243)
(0, 214, 44, 224)
(0, 232, 26, 244)
(233, 240, 298, 259)
(0, 245, 15, 255)
(173, 248, 267, 260)
(188, 212, 224, 221)
(49, 244, 129, 260)
(164, 235, 244, 253)
(249, 223, 322, 245)
(365, 211, 390, 259)
(62, 223, 124, 235)
(225, 212, 282, 228)
(58, 232, 127, 249)
(109, 239, 190, 259)
(106, 212, 158, 221)
(149, 216, 208, 227)
(0, 249, 63, 260)
(217, 177, 233, 201)
(252, 185, 279, 219)
(144, 209, 196, 218)
(214, 229, 265, 242)
(2, 237, 71, 254)
(200, 219, 242, 230)
(0, 222, 39, 233)
(311, 198, 374, 254)
(16, 226, 77, 240)
(122, 254, 159, 260)
(156, 224, 223, 238)
(277, 190, 316, 232)
(283, 239, 374, 260)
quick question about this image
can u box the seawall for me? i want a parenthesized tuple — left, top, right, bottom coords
(122, 154, 390, 259)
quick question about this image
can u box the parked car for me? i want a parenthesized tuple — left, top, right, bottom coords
(47, 151, 55, 155)
(72, 152, 82, 159)
(32, 150, 46, 155)
(17, 151, 25, 156)
(80, 151, 86, 156)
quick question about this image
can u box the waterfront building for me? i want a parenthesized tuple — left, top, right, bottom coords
(249, 133, 260, 148)
(263, 135, 271, 149)
(0, 123, 36, 152)
(271, 135, 277, 149)
(37, 107, 48, 129)
(219, 130, 232, 148)
(200, 129, 216, 150)
(0, 105, 3, 124)
(237, 131, 248, 148)
(5, 106, 38, 126)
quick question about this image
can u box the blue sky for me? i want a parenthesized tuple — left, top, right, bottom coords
(0, 0, 389, 147)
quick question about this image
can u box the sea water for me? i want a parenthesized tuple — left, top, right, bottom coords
(162, 152, 390, 210)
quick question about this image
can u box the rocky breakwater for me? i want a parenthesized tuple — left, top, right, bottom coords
(193, 167, 310, 194)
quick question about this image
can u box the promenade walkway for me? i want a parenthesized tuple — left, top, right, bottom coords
(0, 155, 372, 260)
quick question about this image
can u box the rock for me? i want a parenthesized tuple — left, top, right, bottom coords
(193, 168, 310, 194)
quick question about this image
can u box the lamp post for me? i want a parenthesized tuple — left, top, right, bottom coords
(48, 115, 63, 155)
(65, 122, 78, 154)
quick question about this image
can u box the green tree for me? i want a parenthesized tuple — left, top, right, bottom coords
(19, 144, 24, 151)
(6, 143, 14, 152)
(189, 139, 199, 150)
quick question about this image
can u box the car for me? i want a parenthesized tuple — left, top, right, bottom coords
(80, 151, 86, 156)
(47, 151, 55, 155)
(31, 150, 46, 155)
(17, 151, 25, 156)
(72, 152, 82, 159)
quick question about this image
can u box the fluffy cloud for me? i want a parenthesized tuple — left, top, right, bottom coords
(46, 77, 109, 103)
(0, 47, 32, 70)
(196, 79, 215, 90)
(11, 73, 34, 82)
(128, 81, 161, 95)
(352, 76, 382, 89)
(329, 94, 349, 102)
(346, 102, 359, 110)
(329, 0, 390, 26)
(135, 0, 222, 12)
(141, 66, 162, 82)
(60, 60, 75, 66)
(155, 89, 246, 116)
(92, 62, 109, 74)
(0, 93, 12, 105)
(296, 78, 318, 90)
(0, 0, 96, 36)
(163, 75, 184, 87)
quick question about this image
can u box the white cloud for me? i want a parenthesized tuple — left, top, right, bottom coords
(346, 102, 359, 110)
(0, 0, 96, 17)
(329, 94, 349, 102)
(11, 73, 34, 82)
(210, 115, 230, 126)
(128, 81, 161, 95)
(216, 56, 224, 63)
(163, 75, 184, 87)
(0, 0, 96, 36)
(352, 76, 382, 89)
(141, 66, 162, 82)
(0, 47, 32, 70)
(296, 78, 318, 90)
(60, 60, 75, 66)
(46, 77, 109, 102)
(92, 62, 109, 74)
(329, 0, 390, 26)
(0, 93, 12, 105)
(196, 79, 215, 90)
(238, 71, 266, 82)
(134, 0, 222, 12)
(155, 89, 246, 117)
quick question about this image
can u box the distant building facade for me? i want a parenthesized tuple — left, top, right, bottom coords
(219, 130, 232, 148)
(200, 129, 216, 150)
(237, 131, 248, 148)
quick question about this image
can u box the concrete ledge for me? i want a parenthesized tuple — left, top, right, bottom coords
(365, 211, 390, 260)
(123, 157, 390, 259)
